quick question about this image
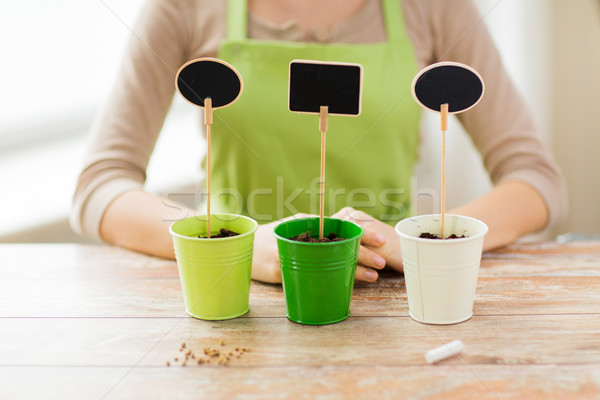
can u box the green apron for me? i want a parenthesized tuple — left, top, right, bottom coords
(209, 0, 420, 225)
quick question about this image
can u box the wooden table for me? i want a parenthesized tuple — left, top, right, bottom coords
(1, 242, 599, 399)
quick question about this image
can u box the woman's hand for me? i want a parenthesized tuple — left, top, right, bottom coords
(252, 213, 323, 283)
(251, 210, 402, 284)
(332, 207, 404, 279)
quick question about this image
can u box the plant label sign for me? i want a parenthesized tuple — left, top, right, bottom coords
(411, 61, 484, 239)
(175, 57, 244, 238)
(288, 60, 363, 116)
(176, 57, 243, 109)
(288, 59, 363, 239)
(411, 61, 484, 114)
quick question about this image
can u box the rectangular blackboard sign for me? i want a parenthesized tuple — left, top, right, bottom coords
(288, 60, 363, 116)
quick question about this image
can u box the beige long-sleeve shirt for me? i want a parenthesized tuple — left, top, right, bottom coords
(71, 0, 567, 241)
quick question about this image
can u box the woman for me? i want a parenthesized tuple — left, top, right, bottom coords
(71, 0, 567, 283)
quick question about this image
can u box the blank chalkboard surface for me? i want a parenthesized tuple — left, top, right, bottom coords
(412, 62, 484, 114)
(289, 60, 363, 116)
(176, 58, 243, 109)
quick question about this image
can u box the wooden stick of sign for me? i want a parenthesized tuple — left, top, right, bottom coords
(204, 97, 213, 238)
(440, 103, 448, 239)
(319, 106, 329, 239)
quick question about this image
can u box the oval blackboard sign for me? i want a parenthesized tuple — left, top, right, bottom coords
(411, 62, 484, 114)
(175, 58, 243, 109)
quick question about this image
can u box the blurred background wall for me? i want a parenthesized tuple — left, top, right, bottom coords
(551, 0, 600, 236)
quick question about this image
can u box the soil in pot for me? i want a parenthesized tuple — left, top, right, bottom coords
(419, 232, 467, 239)
(198, 228, 240, 239)
(290, 231, 345, 243)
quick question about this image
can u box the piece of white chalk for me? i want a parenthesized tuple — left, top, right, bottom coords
(425, 340, 464, 364)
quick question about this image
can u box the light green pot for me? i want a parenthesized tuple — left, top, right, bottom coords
(170, 214, 258, 320)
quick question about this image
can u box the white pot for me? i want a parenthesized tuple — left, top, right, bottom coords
(395, 214, 488, 324)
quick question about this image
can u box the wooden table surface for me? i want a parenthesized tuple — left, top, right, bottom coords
(1, 242, 599, 399)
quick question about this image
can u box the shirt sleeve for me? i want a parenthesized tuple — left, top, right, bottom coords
(70, 0, 196, 241)
(417, 0, 568, 229)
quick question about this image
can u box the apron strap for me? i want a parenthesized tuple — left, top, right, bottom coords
(382, 0, 408, 42)
(226, 0, 248, 41)
(226, 0, 407, 43)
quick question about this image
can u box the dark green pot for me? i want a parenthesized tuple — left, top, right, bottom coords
(273, 217, 363, 325)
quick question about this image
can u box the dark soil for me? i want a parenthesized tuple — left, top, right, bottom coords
(419, 232, 467, 239)
(199, 228, 240, 239)
(290, 231, 345, 243)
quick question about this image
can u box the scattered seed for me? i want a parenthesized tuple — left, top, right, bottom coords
(168, 341, 251, 367)
(217, 356, 229, 365)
